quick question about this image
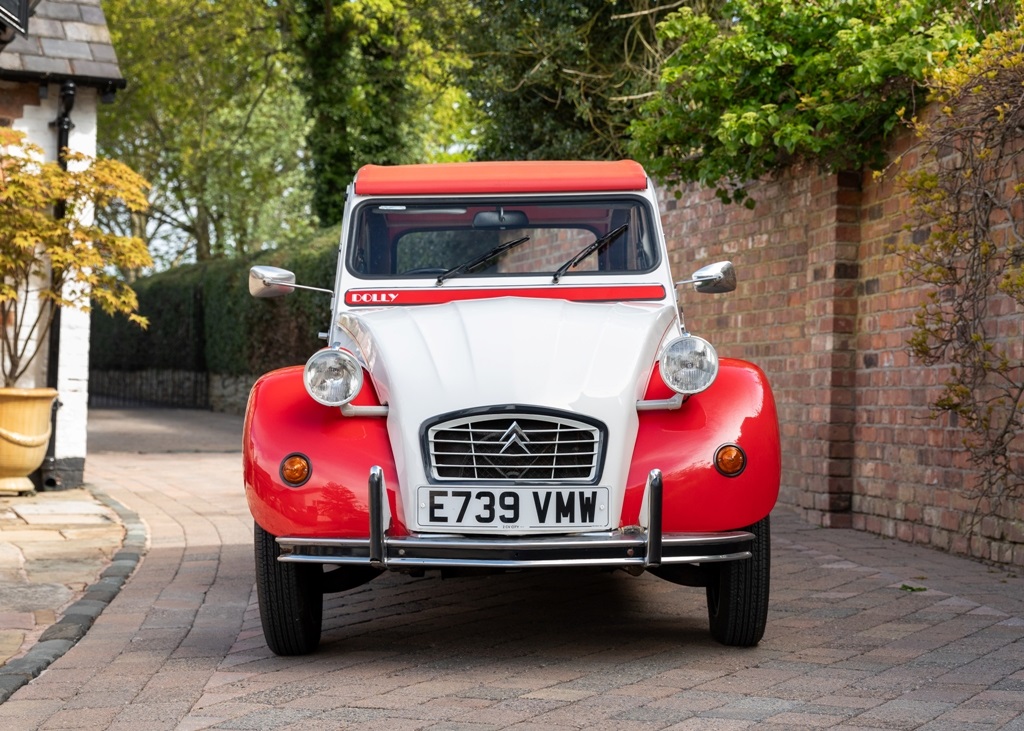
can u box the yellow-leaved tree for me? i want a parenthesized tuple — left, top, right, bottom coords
(0, 128, 153, 388)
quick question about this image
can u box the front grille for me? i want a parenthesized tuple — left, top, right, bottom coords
(427, 412, 602, 482)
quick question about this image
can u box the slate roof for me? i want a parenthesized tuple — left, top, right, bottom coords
(0, 0, 124, 88)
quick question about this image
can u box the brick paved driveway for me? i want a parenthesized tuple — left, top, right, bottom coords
(0, 409, 1021, 730)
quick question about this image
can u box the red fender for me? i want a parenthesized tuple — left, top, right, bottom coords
(622, 358, 781, 532)
(243, 366, 404, 538)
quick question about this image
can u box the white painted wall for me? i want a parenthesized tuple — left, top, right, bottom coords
(11, 83, 98, 463)
(11, 87, 56, 391)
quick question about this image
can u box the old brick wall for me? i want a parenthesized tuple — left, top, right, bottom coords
(0, 81, 37, 126)
(660, 130, 1024, 565)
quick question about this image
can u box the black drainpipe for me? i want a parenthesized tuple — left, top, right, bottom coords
(39, 80, 76, 491)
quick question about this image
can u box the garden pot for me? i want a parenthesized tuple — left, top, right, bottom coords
(0, 387, 58, 495)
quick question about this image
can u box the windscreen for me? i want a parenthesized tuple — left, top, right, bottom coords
(348, 198, 659, 279)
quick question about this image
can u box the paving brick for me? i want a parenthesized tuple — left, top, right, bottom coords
(662, 719, 753, 730)
(39, 705, 120, 729)
(764, 711, 850, 728)
(852, 698, 956, 729)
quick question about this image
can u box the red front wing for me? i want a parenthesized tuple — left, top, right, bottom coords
(243, 358, 781, 539)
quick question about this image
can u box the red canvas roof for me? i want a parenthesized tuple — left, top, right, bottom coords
(353, 160, 649, 196)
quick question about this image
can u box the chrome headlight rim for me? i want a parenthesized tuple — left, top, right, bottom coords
(303, 347, 364, 407)
(659, 335, 719, 395)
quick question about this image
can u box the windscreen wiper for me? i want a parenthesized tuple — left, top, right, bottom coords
(436, 236, 530, 285)
(551, 224, 628, 284)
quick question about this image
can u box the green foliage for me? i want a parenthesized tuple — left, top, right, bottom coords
(629, 0, 976, 203)
(0, 130, 152, 387)
(899, 5, 1024, 521)
(459, 1, 691, 161)
(100, 0, 315, 263)
(288, 0, 478, 225)
(91, 227, 341, 377)
(91, 266, 205, 372)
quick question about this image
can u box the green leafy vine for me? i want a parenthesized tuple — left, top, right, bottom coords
(629, 0, 977, 204)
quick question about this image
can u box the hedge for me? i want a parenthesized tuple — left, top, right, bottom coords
(90, 226, 342, 376)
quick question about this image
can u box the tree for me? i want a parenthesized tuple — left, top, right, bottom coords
(459, 0, 705, 162)
(628, 0, 977, 204)
(0, 129, 151, 387)
(900, 7, 1024, 531)
(99, 0, 315, 265)
(288, 0, 478, 226)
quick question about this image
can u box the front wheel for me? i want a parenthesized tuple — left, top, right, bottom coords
(254, 522, 323, 655)
(706, 515, 770, 647)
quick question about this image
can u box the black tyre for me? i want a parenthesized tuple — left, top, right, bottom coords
(254, 522, 323, 656)
(706, 515, 770, 647)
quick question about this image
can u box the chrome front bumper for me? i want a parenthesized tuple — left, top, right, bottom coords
(276, 467, 754, 570)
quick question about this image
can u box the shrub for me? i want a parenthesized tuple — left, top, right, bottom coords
(629, 0, 976, 204)
(91, 226, 340, 376)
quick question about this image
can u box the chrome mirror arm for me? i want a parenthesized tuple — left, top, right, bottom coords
(264, 280, 333, 296)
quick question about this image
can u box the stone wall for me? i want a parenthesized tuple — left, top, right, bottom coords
(88, 369, 210, 410)
(208, 373, 257, 416)
(662, 130, 1024, 565)
(88, 370, 257, 414)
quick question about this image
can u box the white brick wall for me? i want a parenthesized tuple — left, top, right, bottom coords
(14, 84, 58, 158)
(56, 87, 96, 460)
(11, 83, 99, 463)
(11, 87, 57, 391)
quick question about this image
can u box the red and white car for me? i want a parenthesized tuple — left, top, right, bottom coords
(245, 160, 781, 655)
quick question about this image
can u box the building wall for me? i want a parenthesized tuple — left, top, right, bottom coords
(52, 85, 96, 469)
(661, 131, 1024, 565)
(2, 80, 97, 486)
(0, 80, 38, 125)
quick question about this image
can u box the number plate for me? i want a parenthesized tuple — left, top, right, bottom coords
(416, 487, 609, 530)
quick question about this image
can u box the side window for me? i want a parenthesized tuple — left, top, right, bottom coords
(628, 206, 652, 271)
(351, 211, 393, 274)
(351, 224, 371, 274)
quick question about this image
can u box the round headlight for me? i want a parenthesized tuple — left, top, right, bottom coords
(659, 335, 719, 395)
(304, 348, 364, 406)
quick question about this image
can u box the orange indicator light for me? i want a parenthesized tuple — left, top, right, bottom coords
(715, 444, 746, 477)
(281, 454, 311, 485)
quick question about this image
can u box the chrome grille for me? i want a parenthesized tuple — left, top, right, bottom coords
(427, 413, 602, 482)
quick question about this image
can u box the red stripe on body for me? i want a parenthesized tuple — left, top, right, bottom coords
(345, 285, 668, 306)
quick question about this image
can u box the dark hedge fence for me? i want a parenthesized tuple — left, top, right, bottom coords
(91, 226, 342, 378)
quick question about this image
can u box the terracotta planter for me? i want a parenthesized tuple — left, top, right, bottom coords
(0, 387, 58, 495)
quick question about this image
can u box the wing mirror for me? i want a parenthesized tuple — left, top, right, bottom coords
(249, 265, 333, 299)
(249, 265, 295, 298)
(675, 261, 736, 294)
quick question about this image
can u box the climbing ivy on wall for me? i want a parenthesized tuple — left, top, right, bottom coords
(899, 7, 1024, 532)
